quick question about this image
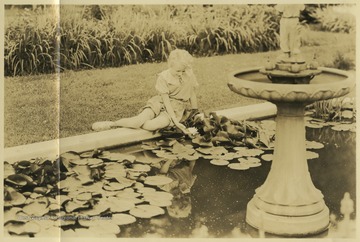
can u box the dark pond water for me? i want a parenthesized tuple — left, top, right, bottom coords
(112, 126, 356, 238)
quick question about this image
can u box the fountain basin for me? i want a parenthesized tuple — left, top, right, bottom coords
(228, 66, 355, 236)
(228, 67, 354, 103)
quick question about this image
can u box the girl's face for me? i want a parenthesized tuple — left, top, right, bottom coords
(170, 62, 187, 79)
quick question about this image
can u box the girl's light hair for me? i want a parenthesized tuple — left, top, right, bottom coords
(167, 49, 193, 69)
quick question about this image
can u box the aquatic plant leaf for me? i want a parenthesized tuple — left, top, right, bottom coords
(341, 110, 353, 119)
(306, 151, 319, 160)
(147, 198, 173, 207)
(192, 136, 213, 147)
(100, 153, 136, 163)
(23, 201, 49, 217)
(4, 187, 27, 206)
(4, 162, 15, 178)
(103, 182, 128, 191)
(6, 221, 41, 235)
(78, 201, 110, 217)
(156, 139, 177, 147)
(76, 192, 92, 201)
(228, 163, 250, 170)
(111, 213, 136, 226)
(80, 151, 96, 158)
(331, 123, 354, 131)
(196, 147, 215, 155)
(129, 205, 165, 218)
(6, 174, 34, 187)
(4, 207, 24, 224)
(144, 176, 173, 186)
(115, 189, 140, 199)
(306, 122, 326, 128)
(114, 176, 135, 187)
(64, 200, 90, 213)
(33, 225, 60, 237)
(105, 197, 136, 213)
(238, 157, 261, 163)
(261, 154, 273, 161)
(234, 147, 264, 157)
(129, 164, 151, 172)
(72, 227, 117, 237)
(306, 141, 325, 149)
(210, 159, 230, 166)
(136, 187, 157, 194)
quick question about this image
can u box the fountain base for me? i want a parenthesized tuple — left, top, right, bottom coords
(246, 198, 330, 236)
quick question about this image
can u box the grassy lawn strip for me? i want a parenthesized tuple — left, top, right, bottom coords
(4, 31, 355, 147)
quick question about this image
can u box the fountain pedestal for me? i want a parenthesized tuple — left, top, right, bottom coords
(246, 102, 329, 236)
(228, 67, 354, 236)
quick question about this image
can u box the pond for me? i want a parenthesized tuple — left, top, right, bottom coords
(110, 125, 356, 238)
(4, 119, 356, 239)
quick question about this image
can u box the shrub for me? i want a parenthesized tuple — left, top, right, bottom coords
(308, 5, 355, 33)
(5, 5, 280, 76)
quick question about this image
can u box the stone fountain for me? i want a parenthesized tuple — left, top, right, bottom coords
(227, 12, 355, 236)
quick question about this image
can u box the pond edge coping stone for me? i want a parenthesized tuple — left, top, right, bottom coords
(3, 102, 276, 164)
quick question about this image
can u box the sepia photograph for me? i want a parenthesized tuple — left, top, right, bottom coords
(1, 1, 357, 240)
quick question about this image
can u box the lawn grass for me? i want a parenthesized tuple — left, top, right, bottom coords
(4, 30, 356, 147)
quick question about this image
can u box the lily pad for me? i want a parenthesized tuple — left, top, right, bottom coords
(6, 174, 34, 187)
(64, 200, 90, 213)
(6, 221, 41, 235)
(238, 157, 261, 164)
(306, 141, 325, 150)
(69, 159, 89, 166)
(4, 207, 24, 224)
(103, 182, 128, 191)
(261, 154, 273, 162)
(4, 187, 27, 207)
(210, 159, 229, 166)
(129, 164, 151, 172)
(115, 190, 140, 199)
(234, 147, 264, 157)
(78, 201, 110, 217)
(331, 123, 354, 131)
(307, 151, 319, 160)
(191, 136, 213, 147)
(306, 122, 326, 129)
(228, 163, 250, 170)
(341, 110, 354, 119)
(144, 176, 173, 186)
(76, 192, 92, 201)
(129, 205, 165, 218)
(100, 153, 136, 163)
(4, 161, 15, 177)
(105, 197, 136, 213)
(111, 213, 136, 226)
(147, 198, 173, 207)
(137, 187, 157, 194)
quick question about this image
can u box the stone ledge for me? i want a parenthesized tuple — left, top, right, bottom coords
(3, 102, 276, 163)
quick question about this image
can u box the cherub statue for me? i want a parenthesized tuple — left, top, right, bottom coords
(275, 4, 305, 62)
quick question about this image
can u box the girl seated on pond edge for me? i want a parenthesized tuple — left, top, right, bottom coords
(92, 49, 199, 137)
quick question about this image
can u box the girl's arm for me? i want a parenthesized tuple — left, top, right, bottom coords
(189, 88, 198, 110)
(161, 93, 189, 134)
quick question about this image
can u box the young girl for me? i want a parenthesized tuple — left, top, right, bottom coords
(92, 49, 199, 136)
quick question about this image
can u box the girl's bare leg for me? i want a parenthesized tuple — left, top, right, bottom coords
(113, 108, 155, 129)
(141, 112, 171, 131)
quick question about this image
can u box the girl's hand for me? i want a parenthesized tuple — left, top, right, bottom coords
(175, 122, 196, 138)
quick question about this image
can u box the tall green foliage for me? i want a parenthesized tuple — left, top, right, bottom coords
(9, 4, 352, 76)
